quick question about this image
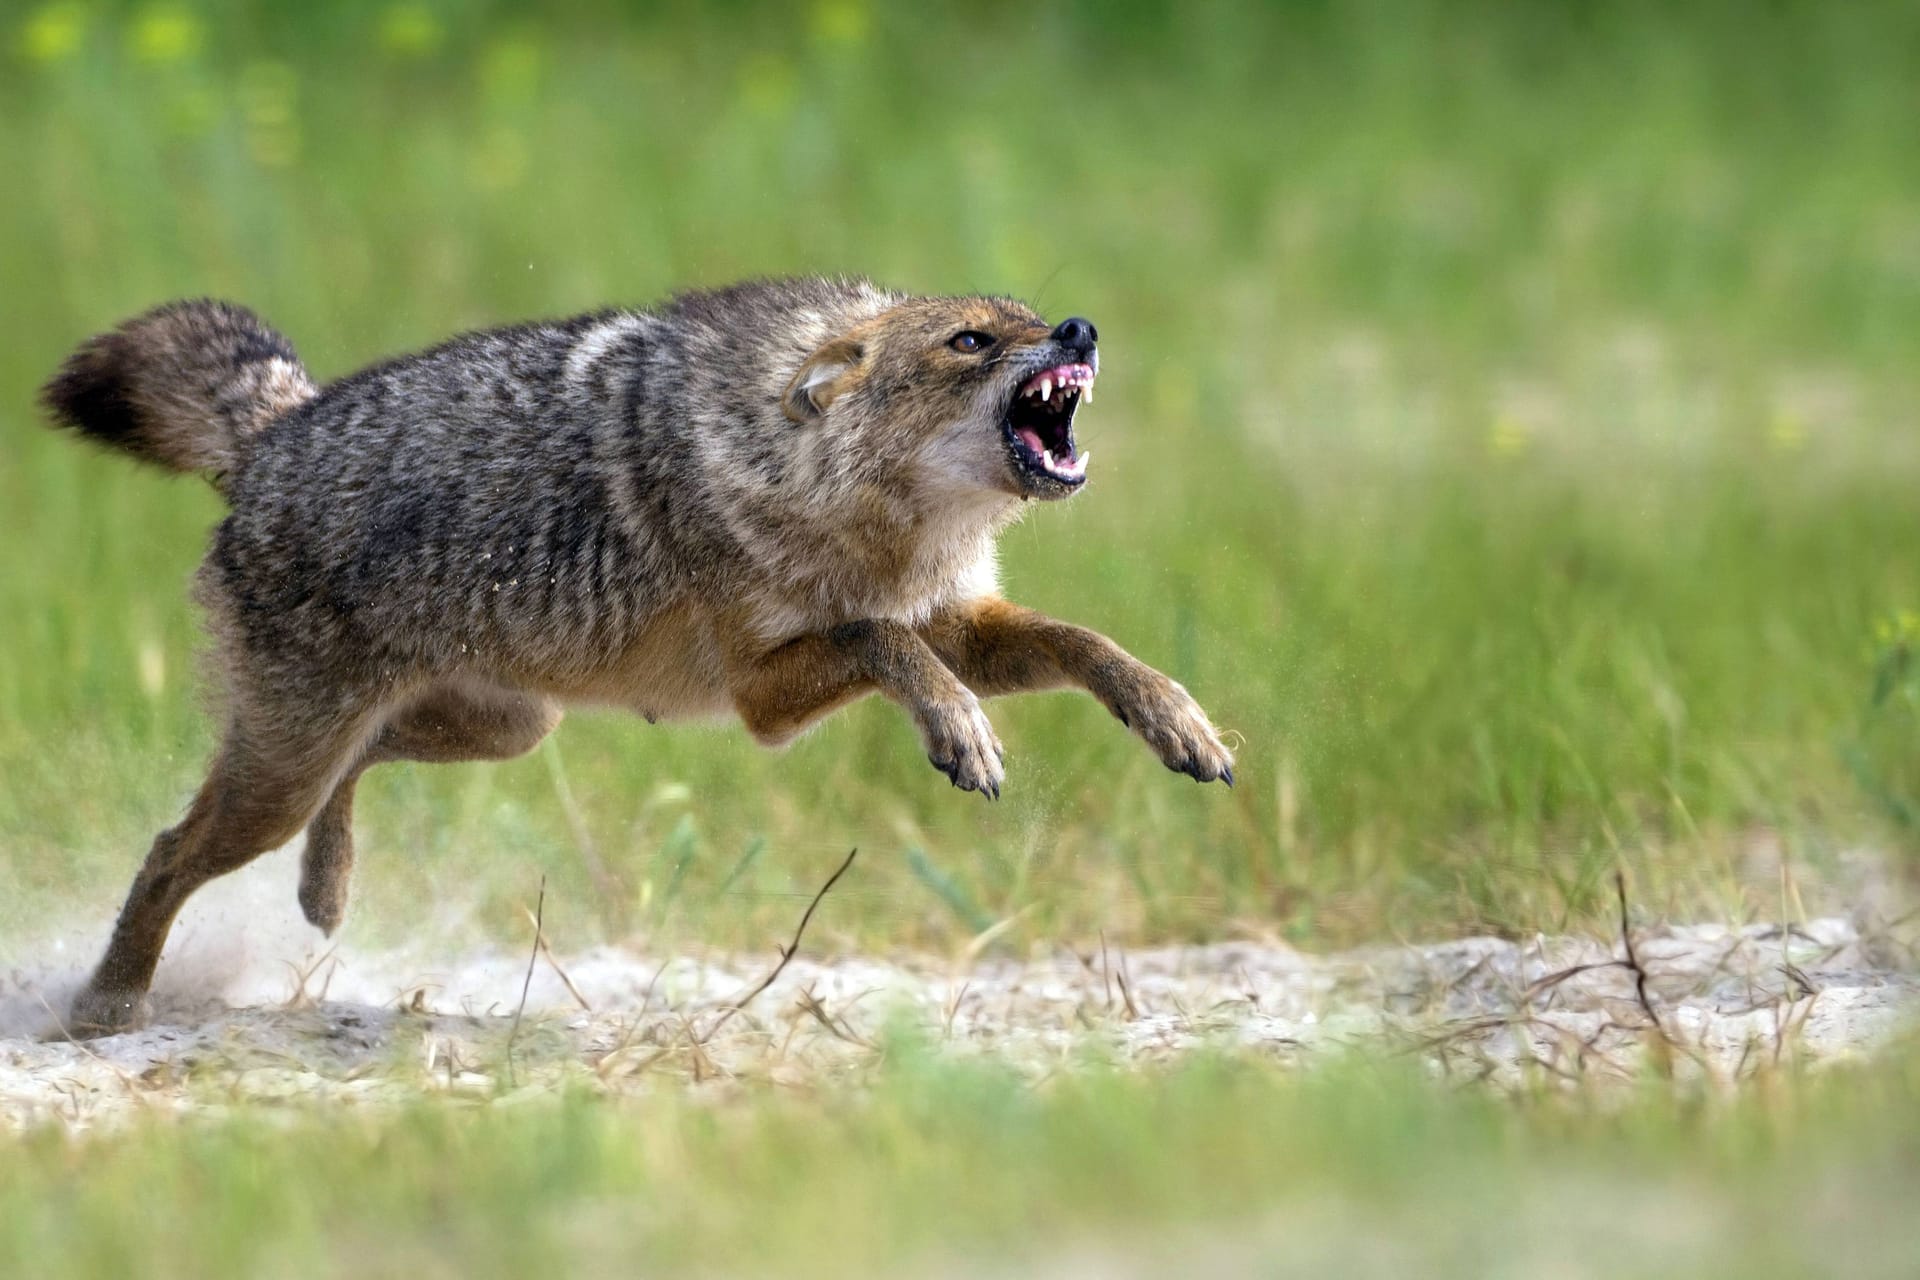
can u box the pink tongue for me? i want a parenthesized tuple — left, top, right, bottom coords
(1017, 427, 1046, 454)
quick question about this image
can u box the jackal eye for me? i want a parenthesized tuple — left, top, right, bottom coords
(948, 331, 994, 354)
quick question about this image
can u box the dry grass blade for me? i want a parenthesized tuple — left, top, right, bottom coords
(1612, 868, 1715, 1079)
(794, 983, 877, 1049)
(1518, 960, 1627, 1010)
(1108, 935, 1142, 1021)
(504, 874, 547, 1087)
(698, 848, 858, 1043)
(281, 946, 340, 1012)
(1614, 870, 1665, 1041)
(521, 902, 591, 1011)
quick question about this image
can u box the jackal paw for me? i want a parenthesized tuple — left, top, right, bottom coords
(66, 984, 152, 1038)
(1109, 671, 1234, 786)
(918, 688, 1006, 800)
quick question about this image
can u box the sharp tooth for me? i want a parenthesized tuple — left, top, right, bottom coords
(1042, 449, 1055, 469)
(1082, 384, 1094, 404)
(1076, 449, 1091, 472)
(1038, 377, 1052, 401)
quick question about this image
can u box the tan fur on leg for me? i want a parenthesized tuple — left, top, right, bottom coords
(299, 687, 562, 935)
(725, 618, 1005, 798)
(70, 705, 380, 1035)
(922, 598, 1234, 785)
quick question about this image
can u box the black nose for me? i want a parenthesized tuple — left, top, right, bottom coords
(1051, 316, 1097, 354)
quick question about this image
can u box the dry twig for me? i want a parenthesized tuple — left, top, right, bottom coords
(504, 874, 547, 1087)
(1113, 943, 1142, 1021)
(1614, 870, 1666, 1043)
(521, 901, 592, 1011)
(281, 946, 340, 1011)
(794, 983, 877, 1049)
(1612, 869, 1717, 1079)
(697, 848, 858, 1043)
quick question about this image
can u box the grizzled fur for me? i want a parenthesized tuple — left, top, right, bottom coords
(40, 277, 1233, 1036)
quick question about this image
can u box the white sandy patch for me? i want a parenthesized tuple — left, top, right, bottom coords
(2, 848, 1915, 1129)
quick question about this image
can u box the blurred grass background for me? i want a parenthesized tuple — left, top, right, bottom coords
(6, 4, 1920, 1275)
(2, 0, 1918, 958)
(6, 1046, 1920, 1279)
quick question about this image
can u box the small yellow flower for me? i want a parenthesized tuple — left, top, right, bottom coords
(379, 3, 443, 57)
(18, 3, 85, 63)
(811, 0, 869, 46)
(137, 641, 166, 698)
(1768, 411, 1807, 453)
(1874, 610, 1920, 648)
(1487, 415, 1530, 457)
(479, 36, 542, 105)
(736, 51, 796, 118)
(129, 5, 201, 63)
(238, 61, 300, 166)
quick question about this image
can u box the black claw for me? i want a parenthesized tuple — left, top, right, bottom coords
(1221, 766, 1235, 788)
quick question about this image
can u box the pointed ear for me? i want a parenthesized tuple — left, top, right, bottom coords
(782, 336, 865, 423)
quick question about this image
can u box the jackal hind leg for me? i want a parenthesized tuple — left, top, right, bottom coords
(69, 702, 380, 1037)
(297, 687, 562, 935)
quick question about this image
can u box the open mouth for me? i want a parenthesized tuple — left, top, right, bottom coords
(1002, 362, 1093, 490)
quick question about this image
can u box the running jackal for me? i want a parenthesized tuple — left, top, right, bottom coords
(40, 278, 1233, 1034)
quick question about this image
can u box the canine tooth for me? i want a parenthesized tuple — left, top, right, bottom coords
(1083, 384, 1094, 403)
(1076, 449, 1091, 471)
(1043, 449, 1055, 468)
(1039, 377, 1052, 401)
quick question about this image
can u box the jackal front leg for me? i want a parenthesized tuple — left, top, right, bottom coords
(921, 597, 1234, 786)
(727, 618, 1005, 798)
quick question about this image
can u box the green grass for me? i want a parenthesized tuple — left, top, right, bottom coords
(5, 1043, 1920, 1279)
(5, 0, 1917, 956)
(4, 1, 1920, 1272)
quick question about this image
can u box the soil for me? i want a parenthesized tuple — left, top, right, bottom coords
(3, 852, 1915, 1129)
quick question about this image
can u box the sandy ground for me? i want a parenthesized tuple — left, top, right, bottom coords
(3, 849, 1916, 1129)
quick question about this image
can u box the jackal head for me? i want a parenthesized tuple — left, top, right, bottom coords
(783, 295, 1099, 502)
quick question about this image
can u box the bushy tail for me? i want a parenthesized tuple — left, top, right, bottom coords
(39, 300, 317, 488)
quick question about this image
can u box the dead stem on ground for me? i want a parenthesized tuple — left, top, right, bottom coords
(2, 880, 1913, 1129)
(694, 847, 858, 1046)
